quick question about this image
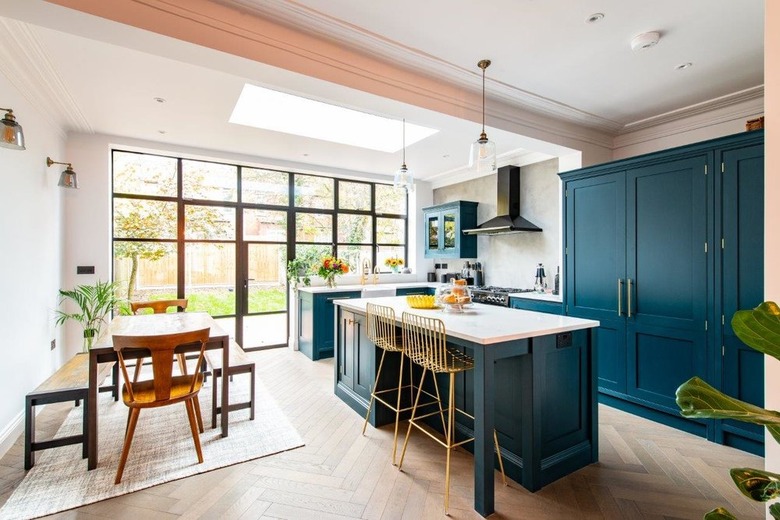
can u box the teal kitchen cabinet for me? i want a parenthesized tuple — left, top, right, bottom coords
(297, 289, 359, 360)
(509, 296, 564, 315)
(423, 201, 478, 259)
(717, 141, 765, 454)
(561, 130, 764, 454)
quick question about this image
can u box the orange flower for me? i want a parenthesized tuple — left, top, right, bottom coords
(341, 263, 349, 273)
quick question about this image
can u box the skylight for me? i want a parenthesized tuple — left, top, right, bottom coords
(230, 84, 438, 153)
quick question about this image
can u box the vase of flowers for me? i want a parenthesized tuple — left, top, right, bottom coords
(385, 257, 404, 273)
(318, 255, 349, 288)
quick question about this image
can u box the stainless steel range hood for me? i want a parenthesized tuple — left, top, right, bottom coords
(462, 165, 542, 235)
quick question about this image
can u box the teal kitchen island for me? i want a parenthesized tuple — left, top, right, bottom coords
(332, 296, 599, 517)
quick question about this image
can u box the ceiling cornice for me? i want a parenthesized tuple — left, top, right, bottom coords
(220, 0, 625, 134)
(619, 85, 764, 134)
(0, 18, 92, 135)
(219, 0, 763, 140)
(427, 149, 554, 189)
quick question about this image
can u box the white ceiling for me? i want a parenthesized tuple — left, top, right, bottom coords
(0, 0, 764, 184)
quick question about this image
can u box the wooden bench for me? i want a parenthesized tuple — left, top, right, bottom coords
(204, 341, 255, 429)
(25, 354, 114, 469)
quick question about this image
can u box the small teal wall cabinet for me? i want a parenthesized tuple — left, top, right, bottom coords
(560, 130, 764, 455)
(423, 201, 478, 259)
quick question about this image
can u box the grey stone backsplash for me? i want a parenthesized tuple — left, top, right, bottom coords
(432, 158, 562, 290)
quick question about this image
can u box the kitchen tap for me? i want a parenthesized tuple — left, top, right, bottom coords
(360, 259, 372, 285)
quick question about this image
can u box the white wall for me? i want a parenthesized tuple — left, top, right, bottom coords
(0, 72, 66, 455)
(433, 159, 560, 288)
(764, 2, 779, 512)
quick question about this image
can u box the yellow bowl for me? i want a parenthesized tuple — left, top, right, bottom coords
(406, 295, 437, 309)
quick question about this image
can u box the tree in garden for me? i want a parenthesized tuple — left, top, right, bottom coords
(113, 155, 224, 301)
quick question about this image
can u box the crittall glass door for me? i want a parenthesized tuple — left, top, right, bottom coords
(113, 151, 407, 351)
(242, 209, 288, 348)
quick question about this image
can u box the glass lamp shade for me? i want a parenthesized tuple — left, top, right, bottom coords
(1, 111, 25, 150)
(393, 163, 414, 192)
(469, 133, 496, 174)
(58, 167, 79, 189)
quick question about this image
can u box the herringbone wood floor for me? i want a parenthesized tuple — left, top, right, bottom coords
(0, 347, 765, 519)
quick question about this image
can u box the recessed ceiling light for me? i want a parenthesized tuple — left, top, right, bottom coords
(586, 13, 605, 23)
(230, 84, 438, 153)
(675, 62, 693, 70)
(154, 97, 166, 103)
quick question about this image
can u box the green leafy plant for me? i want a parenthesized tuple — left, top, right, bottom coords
(676, 301, 780, 519)
(286, 258, 311, 291)
(55, 280, 125, 351)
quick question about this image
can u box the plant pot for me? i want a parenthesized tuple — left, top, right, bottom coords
(83, 328, 97, 353)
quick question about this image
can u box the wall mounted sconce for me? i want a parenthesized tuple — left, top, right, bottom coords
(1, 108, 25, 150)
(46, 157, 79, 189)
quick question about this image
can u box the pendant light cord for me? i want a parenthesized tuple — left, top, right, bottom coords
(402, 118, 406, 166)
(481, 67, 486, 133)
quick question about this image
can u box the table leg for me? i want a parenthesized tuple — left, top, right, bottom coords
(472, 347, 496, 517)
(221, 338, 229, 437)
(87, 350, 98, 470)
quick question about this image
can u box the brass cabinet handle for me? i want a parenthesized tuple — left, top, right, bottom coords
(627, 279, 633, 318)
(617, 279, 624, 316)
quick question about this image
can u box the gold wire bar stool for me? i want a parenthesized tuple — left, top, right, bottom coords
(397, 311, 506, 515)
(362, 303, 445, 465)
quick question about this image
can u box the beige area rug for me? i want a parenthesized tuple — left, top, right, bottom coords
(0, 374, 304, 520)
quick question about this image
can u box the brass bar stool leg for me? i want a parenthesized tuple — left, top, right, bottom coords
(362, 349, 388, 436)
(444, 372, 456, 515)
(430, 369, 448, 435)
(398, 368, 427, 470)
(494, 429, 507, 486)
(391, 348, 405, 465)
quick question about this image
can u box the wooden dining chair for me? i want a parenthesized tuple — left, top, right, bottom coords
(129, 299, 189, 381)
(112, 327, 210, 484)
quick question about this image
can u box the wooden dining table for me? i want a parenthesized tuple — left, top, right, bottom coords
(87, 312, 230, 470)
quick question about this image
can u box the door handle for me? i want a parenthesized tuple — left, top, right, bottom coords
(617, 279, 624, 316)
(627, 279, 633, 318)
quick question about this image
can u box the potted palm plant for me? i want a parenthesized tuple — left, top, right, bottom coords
(676, 301, 780, 519)
(55, 280, 125, 352)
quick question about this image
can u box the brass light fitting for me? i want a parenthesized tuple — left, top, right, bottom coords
(47, 157, 79, 189)
(468, 59, 496, 174)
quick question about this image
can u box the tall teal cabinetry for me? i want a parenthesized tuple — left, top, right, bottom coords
(561, 131, 764, 455)
(423, 201, 478, 259)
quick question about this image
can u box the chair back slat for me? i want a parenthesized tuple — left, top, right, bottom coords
(366, 303, 399, 352)
(401, 312, 448, 371)
(130, 299, 188, 315)
(112, 328, 209, 403)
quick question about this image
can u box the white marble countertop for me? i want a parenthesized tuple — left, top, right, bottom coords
(508, 292, 563, 303)
(333, 296, 598, 345)
(297, 281, 440, 294)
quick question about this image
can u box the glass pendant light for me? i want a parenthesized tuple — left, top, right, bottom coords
(0, 108, 25, 150)
(393, 118, 414, 192)
(468, 59, 496, 174)
(47, 157, 80, 189)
